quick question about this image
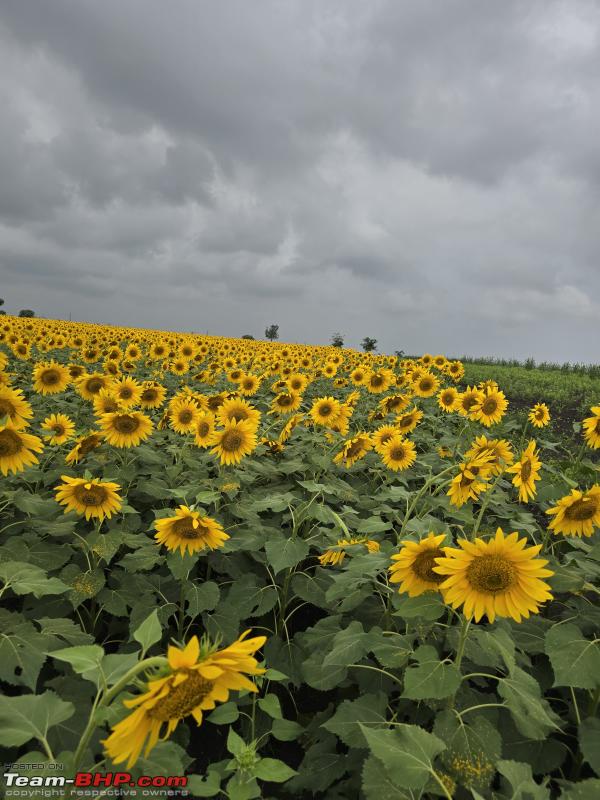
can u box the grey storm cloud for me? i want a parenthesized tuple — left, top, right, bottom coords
(0, 0, 599, 360)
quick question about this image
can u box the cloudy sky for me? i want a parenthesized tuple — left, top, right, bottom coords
(1, 1, 599, 361)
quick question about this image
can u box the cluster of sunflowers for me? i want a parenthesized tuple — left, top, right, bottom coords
(1, 314, 600, 772)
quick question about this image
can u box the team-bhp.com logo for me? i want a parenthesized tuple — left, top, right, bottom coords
(4, 772, 188, 795)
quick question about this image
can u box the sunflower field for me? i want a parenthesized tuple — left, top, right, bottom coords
(1, 315, 600, 800)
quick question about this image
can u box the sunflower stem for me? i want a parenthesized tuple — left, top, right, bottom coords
(453, 616, 471, 672)
(399, 465, 456, 538)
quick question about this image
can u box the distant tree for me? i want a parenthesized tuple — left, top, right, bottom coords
(331, 332, 344, 347)
(241, 334, 255, 340)
(361, 337, 377, 352)
(0, 298, 4, 316)
(18, 309, 35, 318)
(265, 324, 279, 342)
(395, 350, 405, 359)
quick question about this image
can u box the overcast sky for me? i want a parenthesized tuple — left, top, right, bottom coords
(1, 1, 599, 361)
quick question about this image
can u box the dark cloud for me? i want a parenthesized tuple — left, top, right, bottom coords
(0, 1, 599, 360)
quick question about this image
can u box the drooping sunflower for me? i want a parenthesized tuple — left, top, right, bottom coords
(100, 410, 153, 448)
(506, 440, 541, 502)
(528, 402, 551, 428)
(41, 413, 75, 445)
(447, 455, 494, 508)
(319, 537, 380, 566)
(546, 485, 600, 538)
(395, 407, 423, 434)
(0, 386, 34, 429)
(208, 419, 258, 466)
(32, 360, 71, 395)
(380, 393, 411, 415)
(103, 631, 266, 769)
(433, 528, 554, 623)
(54, 475, 122, 521)
(0, 420, 44, 475)
(437, 387, 459, 413)
(582, 406, 600, 450)
(279, 413, 304, 443)
(379, 435, 417, 472)
(154, 506, 230, 555)
(194, 412, 216, 448)
(310, 396, 342, 427)
(389, 533, 448, 597)
(333, 433, 372, 468)
(469, 388, 508, 427)
(65, 431, 104, 465)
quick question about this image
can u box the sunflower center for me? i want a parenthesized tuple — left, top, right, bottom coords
(467, 554, 516, 593)
(521, 459, 532, 482)
(73, 484, 108, 507)
(229, 410, 249, 422)
(119, 387, 133, 399)
(371, 376, 384, 388)
(141, 389, 158, 402)
(113, 414, 140, 434)
(278, 395, 293, 407)
(172, 517, 209, 539)
(86, 378, 104, 394)
(79, 435, 102, 455)
(0, 399, 16, 417)
(52, 423, 66, 436)
(412, 549, 445, 583)
(41, 369, 60, 385)
(481, 398, 498, 415)
(197, 421, 210, 437)
(420, 380, 433, 391)
(0, 429, 23, 456)
(178, 410, 193, 424)
(345, 440, 365, 458)
(463, 396, 478, 411)
(148, 671, 215, 721)
(319, 404, 332, 417)
(221, 430, 243, 452)
(565, 498, 597, 521)
(390, 446, 407, 461)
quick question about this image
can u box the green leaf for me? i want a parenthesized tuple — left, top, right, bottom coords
(580, 717, 600, 777)
(362, 755, 411, 800)
(498, 667, 561, 739)
(206, 702, 239, 725)
(468, 626, 515, 673)
(323, 693, 387, 747)
(264, 535, 309, 574)
(545, 623, 600, 689)
(392, 593, 446, 621)
(0, 561, 69, 598)
(271, 718, 303, 741)
(186, 771, 222, 797)
(497, 760, 550, 799)
(0, 692, 74, 747)
(434, 711, 500, 790)
(360, 723, 446, 790)
(185, 581, 220, 618)
(254, 758, 297, 783)
(258, 693, 283, 719)
(402, 646, 461, 700)
(558, 778, 600, 799)
(356, 516, 391, 534)
(133, 609, 162, 653)
(50, 644, 105, 683)
(323, 621, 369, 667)
(227, 727, 246, 757)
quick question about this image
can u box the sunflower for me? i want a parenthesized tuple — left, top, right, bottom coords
(319, 537, 380, 566)
(447, 455, 494, 508)
(238, 373, 261, 396)
(380, 393, 411, 415)
(0, 386, 34, 429)
(209, 419, 258, 466)
(506, 440, 541, 502)
(437, 446, 453, 458)
(366, 370, 392, 394)
(372, 424, 400, 454)
(279, 413, 303, 443)
(464, 435, 514, 475)
(546, 485, 600, 538)
(103, 631, 266, 769)
(287, 373, 308, 393)
(446, 360, 465, 382)
(41, 413, 75, 445)
(93, 389, 121, 416)
(76, 372, 113, 401)
(170, 400, 201, 434)
(271, 391, 302, 415)
(529, 402, 551, 428)
(0, 420, 44, 475)
(65, 431, 104, 465)
(217, 398, 261, 429)
(55, 475, 122, 521)
(333, 433, 372, 468)
(310, 396, 342, 427)
(457, 386, 484, 417)
(379, 435, 417, 472)
(112, 377, 142, 408)
(437, 387, 459, 413)
(154, 506, 230, 555)
(413, 372, 440, 398)
(582, 407, 600, 450)
(389, 533, 448, 597)
(32, 361, 70, 395)
(433, 528, 554, 623)
(395, 407, 423, 434)
(350, 367, 367, 386)
(261, 438, 285, 455)
(100, 410, 153, 448)
(194, 412, 216, 448)
(470, 388, 508, 427)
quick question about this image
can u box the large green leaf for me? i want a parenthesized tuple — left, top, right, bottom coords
(579, 717, 600, 777)
(360, 723, 446, 790)
(323, 693, 387, 747)
(402, 645, 461, 700)
(545, 623, 600, 689)
(0, 692, 74, 748)
(0, 561, 69, 598)
(498, 667, 561, 740)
